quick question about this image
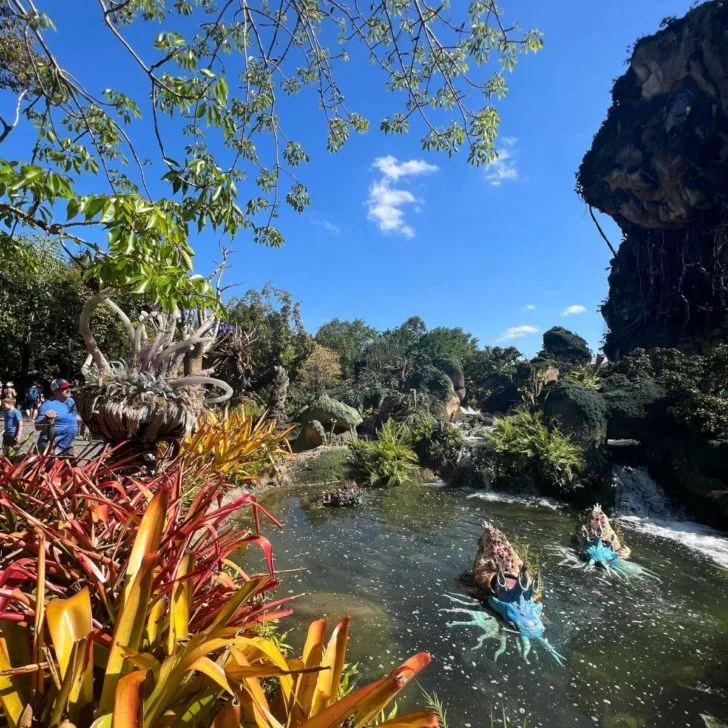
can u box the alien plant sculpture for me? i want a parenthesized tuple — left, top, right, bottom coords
(553, 505, 656, 581)
(76, 292, 233, 444)
(441, 521, 565, 666)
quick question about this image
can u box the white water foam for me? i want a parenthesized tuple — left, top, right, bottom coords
(467, 491, 562, 512)
(613, 466, 728, 568)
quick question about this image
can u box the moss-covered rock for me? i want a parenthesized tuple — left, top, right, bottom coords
(540, 327, 592, 366)
(404, 364, 455, 402)
(601, 373, 667, 440)
(479, 372, 520, 414)
(542, 380, 607, 447)
(297, 393, 362, 431)
(293, 419, 326, 451)
(434, 356, 465, 400)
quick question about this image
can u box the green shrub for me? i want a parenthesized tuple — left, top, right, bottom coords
(404, 412, 464, 472)
(671, 392, 728, 439)
(487, 410, 584, 492)
(564, 365, 603, 390)
(347, 419, 419, 486)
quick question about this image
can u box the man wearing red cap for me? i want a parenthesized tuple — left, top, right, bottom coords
(35, 379, 79, 455)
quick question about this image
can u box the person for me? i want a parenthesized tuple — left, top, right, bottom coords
(2, 398, 23, 457)
(1, 382, 16, 401)
(35, 379, 78, 456)
(25, 382, 41, 419)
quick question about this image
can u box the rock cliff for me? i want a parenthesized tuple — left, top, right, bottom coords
(578, 1, 728, 358)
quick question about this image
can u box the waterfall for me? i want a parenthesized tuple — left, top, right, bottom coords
(613, 465, 728, 567)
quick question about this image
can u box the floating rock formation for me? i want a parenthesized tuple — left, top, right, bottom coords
(578, 1, 728, 358)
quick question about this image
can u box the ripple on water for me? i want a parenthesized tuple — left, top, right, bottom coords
(241, 485, 728, 728)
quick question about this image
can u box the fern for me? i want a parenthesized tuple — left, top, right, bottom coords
(347, 419, 418, 487)
(419, 685, 448, 728)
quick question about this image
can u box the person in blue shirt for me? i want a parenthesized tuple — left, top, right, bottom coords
(2, 398, 24, 457)
(35, 379, 78, 455)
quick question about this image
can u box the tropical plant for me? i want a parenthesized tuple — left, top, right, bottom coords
(75, 294, 233, 444)
(564, 354, 605, 391)
(348, 420, 419, 487)
(224, 286, 315, 394)
(405, 414, 463, 473)
(0, 453, 285, 630)
(419, 687, 449, 728)
(0, 452, 438, 727)
(225, 617, 436, 728)
(180, 406, 293, 489)
(487, 410, 584, 492)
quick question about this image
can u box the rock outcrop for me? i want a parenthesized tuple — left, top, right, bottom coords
(293, 394, 362, 451)
(578, 1, 728, 358)
(542, 380, 608, 448)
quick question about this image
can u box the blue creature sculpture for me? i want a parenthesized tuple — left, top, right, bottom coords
(553, 505, 656, 581)
(441, 521, 565, 666)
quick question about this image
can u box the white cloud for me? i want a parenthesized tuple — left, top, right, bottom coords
(501, 324, 539, 341)
(525, 304, 536, 311)
(484, 137, 519, 187)
(372, 155, 438, 182)
(366, 155, 438, 238)
(311, 217, 341, 236)
(562, 304, 587, 316)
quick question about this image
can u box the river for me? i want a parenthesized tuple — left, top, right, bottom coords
(248, 471, 728, 727)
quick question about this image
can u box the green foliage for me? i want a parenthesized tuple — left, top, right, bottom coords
(672, 393, 728, 440)
(404, 412, 464, 472)
(542, 379, 608, 446)
(565, 365, 603, 390)
(348, 420, 419, 487)
(419, 686, 449, 728)
(405, 364, 456, 401)
(316, 319, 377, 379)
(487, 410, 584, 492)
(540, 327, 591, 366)
(609, 345, 728, 438)
(224, 285, 314, 389)
(465, 346, 522, 385)
(0, 236, 137, 384)
(416, 327, 478, 366)
(331, 316, 478, 415)
(296, 343, 342, 397)
(0, 0, 542, 316)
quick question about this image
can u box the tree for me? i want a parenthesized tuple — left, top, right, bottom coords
(0, 2, 542, 294)
(298, 343, 342, 396)
(224, 285, 314, 389)
(416, 326, 479, 365)
(465, 346, 523, 385)
(363, 316, 427, 386)
(0, 236, 137, 391)
(315, 319, 377, 379)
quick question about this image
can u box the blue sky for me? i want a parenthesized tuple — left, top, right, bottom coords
(10, 1, 696, 356)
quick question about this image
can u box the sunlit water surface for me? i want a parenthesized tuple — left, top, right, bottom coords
(243, 484, 728, 728)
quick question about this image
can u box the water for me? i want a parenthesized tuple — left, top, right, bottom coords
(614, 466, 728, 568)
(248, 483, 728, 727)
